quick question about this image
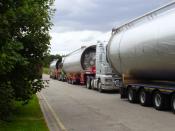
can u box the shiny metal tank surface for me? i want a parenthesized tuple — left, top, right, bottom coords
(63, 45, 96, 73)
(50, 60, 57, 70)
(107, 2, 175, 80)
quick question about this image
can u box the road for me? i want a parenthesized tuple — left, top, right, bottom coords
(39, 75, 175, 131)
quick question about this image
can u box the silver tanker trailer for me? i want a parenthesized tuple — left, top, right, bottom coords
(63, 45, 96, 84)
(107, 2, 175, 113)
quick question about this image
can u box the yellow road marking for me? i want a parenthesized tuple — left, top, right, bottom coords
(40, 93, 67, 131)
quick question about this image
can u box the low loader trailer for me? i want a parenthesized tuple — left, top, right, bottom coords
(62, 44, 119, 92)
(63, 45, 96, 85)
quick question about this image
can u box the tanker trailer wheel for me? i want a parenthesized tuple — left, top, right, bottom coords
(91, 80, 94, 90)
(127, 88, 137, 103)
(54, 75, 56, 79)
(153, 91, 168, 110)
(139, 89, 151, 106)
(98, 81, 103, 93)
(86, 77, 91, 89)
(71, 80, 74, 85)
(171, 94, 175, 113)
(68, 79, 71, 84)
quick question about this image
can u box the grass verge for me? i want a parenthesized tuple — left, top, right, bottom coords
(0, 95, 49, 131)
(43, 67, 49, 75)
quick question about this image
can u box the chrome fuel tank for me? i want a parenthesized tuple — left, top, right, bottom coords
(107, 2, 175, 80)
(63, 45, 96, 73)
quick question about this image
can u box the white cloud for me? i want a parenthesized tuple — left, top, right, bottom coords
(54, 0, 97, 16)
(50, 30, 111, 55)
(50, 0, 173, 54)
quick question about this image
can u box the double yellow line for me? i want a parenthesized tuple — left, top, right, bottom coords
(39, 93, 67, 131)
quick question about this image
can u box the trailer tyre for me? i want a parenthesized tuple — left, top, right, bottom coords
(86, 77, 91, 89)
(139, 89, 151, 106)
(127, 88, 137, 103)
(153, 91, 167, 110)
(91, 80, 94, 90)
(98, 81, 103, 93)
(54, 75, 56, 79)
(171, 94, 175, 113)
(71, 80, 75, 85)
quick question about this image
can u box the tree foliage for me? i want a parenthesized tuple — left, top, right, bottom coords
(0, 0, 54, 120)
(43, 54, 62, 68)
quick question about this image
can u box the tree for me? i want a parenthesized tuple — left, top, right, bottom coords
(43, 54, 62, 68)
(0, 0, 54, 120)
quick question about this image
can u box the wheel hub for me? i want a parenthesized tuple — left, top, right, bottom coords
(140, 92, 146, 103)
(155, 94, 161, 107)
(87, 82, 89, 88)
(173, 98, 175, 110)
(128, 90, 133, 101)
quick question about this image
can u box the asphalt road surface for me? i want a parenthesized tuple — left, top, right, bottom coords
(40, 75, 175, 131)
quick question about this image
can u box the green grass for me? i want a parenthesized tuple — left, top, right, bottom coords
(43, 67, 49, 75)
(0, 95, 49, 131)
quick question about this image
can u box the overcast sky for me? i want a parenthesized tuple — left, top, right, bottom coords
(50, 0, 173, 55)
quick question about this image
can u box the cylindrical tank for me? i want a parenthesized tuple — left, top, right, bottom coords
(63, 45, 96, 73)
(107, 2, 175, 81)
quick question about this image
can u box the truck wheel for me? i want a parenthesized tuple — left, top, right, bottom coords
(139, 89, 151, 106)
(54, 75, 56, 79)
(153, 91, 167, 110)
(91, 80, 94, 90)
(71, 80, 74, 85)
(86, 78, 91, 89)
(127, 88, 137, 103)
(171, 94, 175, 113)
(98, 81, 103, 93)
